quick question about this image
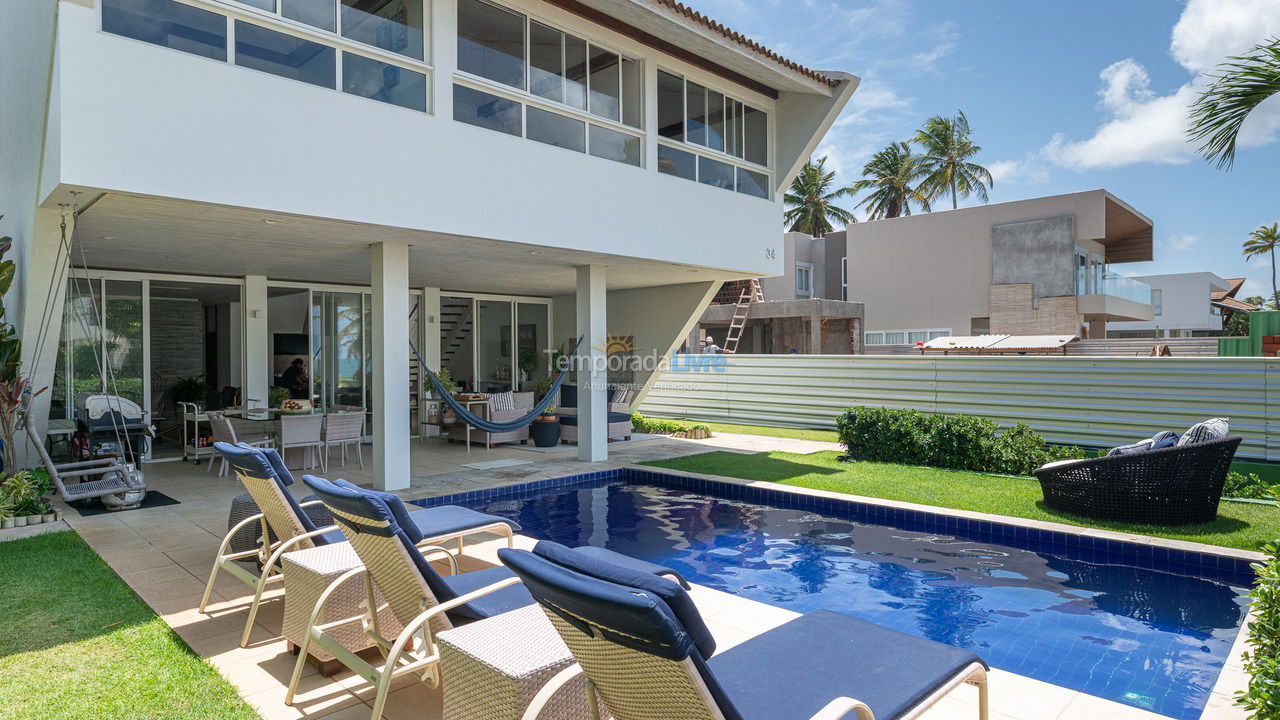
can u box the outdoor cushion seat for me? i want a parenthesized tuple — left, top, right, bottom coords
(560, 544, 691, 588)
(438, 565, 537, 621)
(557, 412, 632, 426)
(709, 609, 987, 720)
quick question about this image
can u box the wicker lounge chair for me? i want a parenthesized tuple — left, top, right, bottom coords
(200, 442, 520, 648)
(1033, 435, 1243, 525)
(295, 476, 684, 720)
(500, 542, 990, 720)
(25, 421, 146, 506)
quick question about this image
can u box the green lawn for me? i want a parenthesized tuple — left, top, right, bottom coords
(641, 450, 1280, 552)
(699, 422, 840, 443)
(0, 532, 259, 720)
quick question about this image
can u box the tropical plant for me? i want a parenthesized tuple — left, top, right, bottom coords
(435, 367, 458, 395)
(169, 375, 209, 406)
(849, 142, 931, 220)
(1244, 224, 1280, 310)
(783, 157, 856, 236)
(531, 375, 554, 401)
(1189, 38, 1280, 170)
(267, 387, 289, 408)
(0, 377, 32, 474)
(913, 110, 993, 210)
(1, 469, 50, 516)
(1236, 540, 1279, 716)
(0, 217, 20, 383)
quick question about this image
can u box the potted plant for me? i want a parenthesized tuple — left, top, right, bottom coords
(2, 470, 44, 525)
(436, 369, 459, 425)
(170, 374, 209, 408)
(267, 387, 290, 409)
(531, 375, 554, 402)
(518, 349, 539, 385)
(0, 491, 14, 529)
(530, 405, 561, 447)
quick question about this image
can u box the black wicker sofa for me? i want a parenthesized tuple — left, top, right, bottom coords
(1033, 436, 1243, 525)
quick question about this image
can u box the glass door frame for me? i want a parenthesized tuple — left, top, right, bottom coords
(446, 291, 555, 395)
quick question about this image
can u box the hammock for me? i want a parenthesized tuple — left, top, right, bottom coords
(411, 338, 582, 434)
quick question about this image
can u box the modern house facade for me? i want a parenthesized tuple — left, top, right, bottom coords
(1109, 274, 1258, 338)
(836, 190, 1156, 345)
(1, 0, 856, 489)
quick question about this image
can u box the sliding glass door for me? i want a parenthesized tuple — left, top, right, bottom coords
(50, 278, 144, 420)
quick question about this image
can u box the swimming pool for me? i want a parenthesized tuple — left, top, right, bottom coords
(412, 469, 1252, 720)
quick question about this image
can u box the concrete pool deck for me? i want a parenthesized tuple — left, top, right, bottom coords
(53, 432, 1252, 720)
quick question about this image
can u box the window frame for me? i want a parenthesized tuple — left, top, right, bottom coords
(864, 328, 953, 345)
(795, 261, 813, 299)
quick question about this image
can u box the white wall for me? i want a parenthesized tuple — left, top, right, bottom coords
(46, 0, 822, 279)
(1109, 272, 1227, 336)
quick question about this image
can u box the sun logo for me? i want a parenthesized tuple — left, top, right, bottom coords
(594, 333, 635, 355)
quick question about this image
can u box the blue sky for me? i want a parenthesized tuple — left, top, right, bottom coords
(698, 0, 1280, 298)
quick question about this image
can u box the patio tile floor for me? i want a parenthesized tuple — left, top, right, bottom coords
(52, 433, 1247, 720)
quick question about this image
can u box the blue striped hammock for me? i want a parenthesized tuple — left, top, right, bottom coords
(411, 338, 582, 434)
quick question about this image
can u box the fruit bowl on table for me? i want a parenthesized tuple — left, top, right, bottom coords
(279, 400, 310, 414)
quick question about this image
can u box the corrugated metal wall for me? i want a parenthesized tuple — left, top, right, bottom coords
(639, 355, 1280, 461)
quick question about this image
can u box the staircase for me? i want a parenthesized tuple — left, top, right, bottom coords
(721, 279, 763, 355)
(440, 299, 474, 365)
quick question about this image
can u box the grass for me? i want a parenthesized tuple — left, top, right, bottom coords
(641, 450, 1280, 552)
(0, 532, 259, 720)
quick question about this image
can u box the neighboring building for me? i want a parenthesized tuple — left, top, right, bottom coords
(1109, 274, 1258, 338)
(836, 190, 1156, 346)
(689, 232, 865, 354)
(1, 0, 856, 487)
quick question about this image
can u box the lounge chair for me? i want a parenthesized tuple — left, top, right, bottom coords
(501, 542, 991, 720)
(25, 421, 146, 506)
(200, 442, 520, 648)
(295, 475, 684, 720)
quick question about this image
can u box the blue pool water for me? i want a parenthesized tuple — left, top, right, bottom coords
(415, 471, 1251, 719)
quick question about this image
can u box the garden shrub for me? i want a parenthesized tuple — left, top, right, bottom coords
(1224, 471, 1279, 500)
(836, 406, 1085, 476)
(631, 413, 712, 438)
(1237, 539, 1279, 717)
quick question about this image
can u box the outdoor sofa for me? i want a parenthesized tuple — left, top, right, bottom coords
(447, 391, 534, 447)
(557, 384, 634, 444)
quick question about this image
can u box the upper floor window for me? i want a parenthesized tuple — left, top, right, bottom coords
(658, 70, 767, 166)
(230, 0, 425, 60)
(102, 0, 228, 61)
(841, 257, 848, 301)
(796, 262, 812, 299)
(1152, 289, 1163, 316)
(457, 0, 641, 128)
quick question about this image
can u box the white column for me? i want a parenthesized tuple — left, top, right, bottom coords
(576, 265, 607, 462)
(431, 0, 456, 118)
(373, 242, 411, 491)
(243, 275, 269, 408)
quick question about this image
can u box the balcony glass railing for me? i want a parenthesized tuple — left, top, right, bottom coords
(1076, 267, 1151, 304)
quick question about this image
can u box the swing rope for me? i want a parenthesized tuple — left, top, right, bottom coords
(410, 337, 582, 434)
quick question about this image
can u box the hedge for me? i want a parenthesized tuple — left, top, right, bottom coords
(835, 406, 1085, 476)
(1238, 538, 1280, 716)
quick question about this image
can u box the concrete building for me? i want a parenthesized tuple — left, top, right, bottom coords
(835, 190, 1156, 345)
(689, 231, 865, 354)
(1, 0, 856, 488)
(1110, 274, 1258, 338)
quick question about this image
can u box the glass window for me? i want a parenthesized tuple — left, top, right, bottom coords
(529, 21, 564, 104)
(657, 70, 684, 141)
(744, 104, 767, 165)
(453, 84, 521, 136)
(883, 331, 906, 345)
(698, 156, 733, 190)
(342, 52, 426, 111)
(908, 330, 929, 344)
(457, 0, 525, 89)
(590, 125, 640, 166)
(706, 89, 725, 152)
(658, 144, 696, 181)
(587, 46, 621, 121)
(621, 57, 642, 129)
(725, 100, 741, 158)
(232, 0, 275, 10)
(527, 107, 585, 152)
(864, 332, 884, 345)
(686, 81, 706, 146)
(341, 0, 424, 60)
(1152, 289, 1163, 315)
(283, 0, 335, 32)
(564, 35, 588, 110)
(102, 0, 228, 61)
(235, 21, 335, 88)
(796, 264, 812, 298)
(736, 167, 769, 199)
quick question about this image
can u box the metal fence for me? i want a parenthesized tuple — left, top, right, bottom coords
(639, 354, 1280, 461)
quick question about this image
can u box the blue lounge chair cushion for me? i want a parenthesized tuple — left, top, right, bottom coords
(218, 442, 329, 542)
(328, 479, 520, 544)
(531, 541, 714, 658)
(565, 546, 691, 588)
(708, 609, 986, 720)
(302, 475, 533, 624)
(557, 413, 632, 426)
(441, 565, 535, 621)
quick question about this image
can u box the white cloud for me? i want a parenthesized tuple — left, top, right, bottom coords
(1044, 0, 1280, 170)
(1162, 234, 1200, 252)
(987, 157, 1050, 185)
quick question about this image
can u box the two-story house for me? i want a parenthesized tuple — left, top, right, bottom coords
(1, 0, 857, 489)
(1109, 274, 1258, 338)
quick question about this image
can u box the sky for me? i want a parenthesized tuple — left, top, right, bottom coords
(696, 0, 1280, 299)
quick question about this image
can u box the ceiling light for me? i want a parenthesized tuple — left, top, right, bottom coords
(527, 250, 542, 255)
(101, 236, 115, 241)
(263, 219, 281, 225)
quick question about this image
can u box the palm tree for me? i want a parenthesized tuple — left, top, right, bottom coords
(1244, 223, 1280, 309)
(783, 157, 856, 236)
(849, 142, 931, 220)
(1188, 38, 1280, 170)
(913, 110, 993, 210)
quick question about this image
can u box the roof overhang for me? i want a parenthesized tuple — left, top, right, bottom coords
(1100, 193, 1154, 263)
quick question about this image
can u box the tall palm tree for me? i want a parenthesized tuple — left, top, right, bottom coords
(849, 142, 931, 220)
(1244, 223, 1280, 310)
(913, 110, 993, 210)
(1188, 38, 1280, 170)
(783, 157, 856, 236)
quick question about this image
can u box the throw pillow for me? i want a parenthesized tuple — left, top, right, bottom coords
(1150, 431, 1180, 450)
(1108, 438, 1155, 456)
(486, 391, 516, 412)
(1178, 418, 1229, 446)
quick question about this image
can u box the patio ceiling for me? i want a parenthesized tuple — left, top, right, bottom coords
(71, 193, 746, 296)
(1100, 194, 1154, 264)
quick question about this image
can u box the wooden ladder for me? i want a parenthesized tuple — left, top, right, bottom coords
(721, 279, 763, 355)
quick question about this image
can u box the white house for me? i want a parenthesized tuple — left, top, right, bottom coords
(1109, 273, 1252, 338)
(1, 0, 857, 489)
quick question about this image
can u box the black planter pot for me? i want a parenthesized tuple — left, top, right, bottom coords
(530, 420, 561, 448)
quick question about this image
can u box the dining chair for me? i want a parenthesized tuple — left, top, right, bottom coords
(279, 414, 326, 472)
(322, 411, 366, 469)
(208, 412, 275, 477)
